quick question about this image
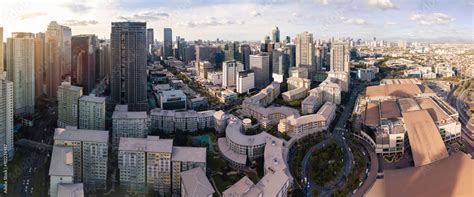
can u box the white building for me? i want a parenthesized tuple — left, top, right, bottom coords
(222, 60, 244, 88)
(159, 89, 187, 110)
(219, 89, 238, 103)
(0, 79, 14, 160)
(78, 94, 106, 130)
(236, 70, 255, 94)
(150, 109, 215, 133)
(49, 146, 74, 197)
(6, 32, 35, 116)
(58, 82, 83, 127)
(207, 71, 223, 86)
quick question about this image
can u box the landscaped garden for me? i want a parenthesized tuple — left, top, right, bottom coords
(309, 142, 344, 186)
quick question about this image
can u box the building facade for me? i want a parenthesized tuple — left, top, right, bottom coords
(250, 54, 271, 89)
(295, 32, 315, 79)
(0, 79, 14, 161)
(57, 82, 83, 127)
(112, 105, 149, 148)
(78, 95, 106, 130)
(111, 22, 148, 111)
(71, 35, 97, 94)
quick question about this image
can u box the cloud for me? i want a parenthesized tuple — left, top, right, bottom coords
(368, 0, 397, 10)
(182, 17, 245, 28)
(62, 20, 99, 26)
(20, 12, 47, 20)
(340, 17, 367, 25)
(121, 11, 170, 21)
(63, 2, 92, 13)
(319, 0, 330, 5)
(385, 21, 397, 25)
(251, 10, 261, 17)
(410, 13, 455, 25)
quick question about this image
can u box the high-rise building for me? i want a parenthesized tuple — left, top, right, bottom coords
(328, 42, 350, 91)
(146, 28, 154, 54)
(196, 46, 217, 65)
(57, 82, 83, 127)
(330, 42, 350, 72)
(112, 105, 148, 148)
(240, 44, 251, 70)
(97, 39, 111, 79)
(0, 27, 3, 72)
(71, 35, 97, 94)
(182, 44, 195, 63)
(171, 147, 207, 195)
(111, 22, 148, 111)
(54, 127, 109, 191)
(0, 78, 14, 161)
(45, 21, 72, 99)
(295, 32, 315, 79)
(6, 32, 35, 116)
(236, 70, 255, 94)
(250, 54, 271, 89)
(163, 28, 173, 58)
(272, 48, 290, 83)
(222, 60, 244, 88)
(49, 146, 74, 197)
(78, 95, 106, 130)
(34, 33, 46, 99)
(119, 136, 173, 194)
(271, 26, 280, 43)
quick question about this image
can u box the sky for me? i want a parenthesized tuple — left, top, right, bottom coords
(0, 0, 472, 42)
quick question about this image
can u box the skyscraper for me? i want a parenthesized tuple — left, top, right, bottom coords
(295, 32, 315, 79)
(0, 27, 3, 72)
(97, 39, 112, 79)
(146, 28, 154, 54)
(240, 44, 251, 70)
(163, 28, 173, 58)
(330, 42, 350, 72)
(57, 82, 83, 127)
(6, 32, 35, 116)
(0, 78, 14, 161)
(71, 34, 97, 94)
(250, 54, 271, 89)
(45, 21, 72, 99)
(111, 22, 148, 111)
(271, 26, 280, 43)
(222, 60, 244, 88)
(328, 41, 350, 91)
(196, 46, 217, 65)
(272, 48, 290, 83)
(34, 33, 46, 98)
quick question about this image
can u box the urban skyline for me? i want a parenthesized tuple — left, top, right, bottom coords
(0, 0, 472, 42)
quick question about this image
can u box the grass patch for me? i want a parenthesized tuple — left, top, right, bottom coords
(289, 133, 324, 185)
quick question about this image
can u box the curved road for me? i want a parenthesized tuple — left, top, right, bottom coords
(302, 84, 362, 197)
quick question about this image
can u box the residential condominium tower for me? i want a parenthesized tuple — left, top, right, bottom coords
(57, 82, 83, 127)
(295, 32, 315, 79)
(112, 105, 149, 148)
(0, 78, 14, 161)
(54, 126, 109, 192)
(71, 34, 98, 94)
(78, 94, 106, 130)
(6, 32, 35, 116)
(110, 22, 148, 111)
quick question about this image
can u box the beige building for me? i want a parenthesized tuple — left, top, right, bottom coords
(295, 32, 315, 78)
(78, 95, 106, 130)
(54, 127, 109, 191)
(279, 102, 336, 135)
(171, 146, 207, 195)
(150, 109, 215, 133)
(6, 32, 35, 116)
(57, 82, 83, 127)
(112, 105, 149, 148)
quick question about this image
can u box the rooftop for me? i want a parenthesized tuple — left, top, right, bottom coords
(402, 110, 449, 167)
(160, 89, 186, 99)
(57, 183, 84, 197)
(365, 84, 434, 98)
(49, 146, 74, 177)
(181, 167, 215, 197)
(119, 136, 173, 153)
(223, 176, 257, 197)
(225, 117, 270, 147)
(367, 152, 473, 197)
(79, 95, 106, 103)
(54, 127, 108, 143)
(171, 146, 207, 163)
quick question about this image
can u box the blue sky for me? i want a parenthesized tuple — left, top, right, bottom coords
(0, 0, 472, 42)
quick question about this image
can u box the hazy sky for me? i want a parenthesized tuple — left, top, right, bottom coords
(0, 0, 472, 42)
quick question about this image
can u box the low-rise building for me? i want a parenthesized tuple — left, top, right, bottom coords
(171, 147, 207, 195)
(150, 109, 215, 133)
(78, 94, 106, 130)
(159, 89, 187, 110)
(278, 102, 336, 135)
(219, 89, 238, 103)
(49, 146, 74, 197)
